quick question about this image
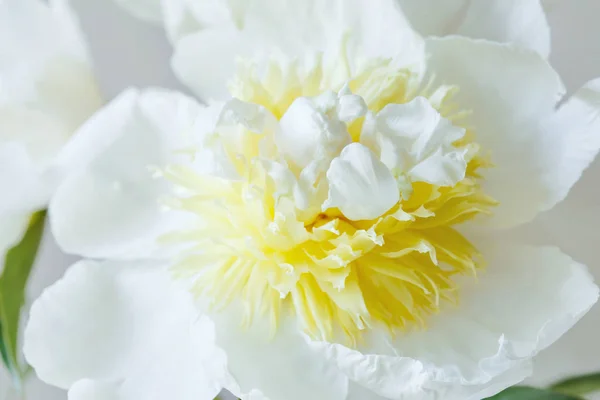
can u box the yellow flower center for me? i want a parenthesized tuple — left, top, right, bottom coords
(162, 52, 496, 346)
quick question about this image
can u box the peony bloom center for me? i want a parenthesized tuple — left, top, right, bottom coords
(162, 54, 496, 345)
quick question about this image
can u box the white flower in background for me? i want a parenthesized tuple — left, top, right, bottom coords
(0, 0, 103, 262)
(23, 1, 600, 400)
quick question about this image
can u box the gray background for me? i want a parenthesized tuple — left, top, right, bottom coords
(2, 0, 600, 398)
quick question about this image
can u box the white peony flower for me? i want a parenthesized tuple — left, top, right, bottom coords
(0, 0, 103, 262)
(24, 1, 600, 400)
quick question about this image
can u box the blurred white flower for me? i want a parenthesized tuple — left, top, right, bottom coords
(0, 0, 103, 262)
(23, 1, 600, 400)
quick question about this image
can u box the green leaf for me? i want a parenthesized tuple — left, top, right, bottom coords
(0, 319, 10, 368)
(551, 373, 600, 397)
(485, 386, 583, 400)
(0, 211, 46, 390)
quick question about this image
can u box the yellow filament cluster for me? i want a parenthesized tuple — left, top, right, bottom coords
(163, 54, 496, 346)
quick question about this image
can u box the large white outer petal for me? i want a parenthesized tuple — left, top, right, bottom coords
(171, 0, 424, 101)
(49, 88, 203, 260)
(545, 78, 600, 199)
(310, 244, 598, 399)
(395, 0, 467, 38)
(171, 25, 258, 101)
(512, 158, 600, 385)
(210, 307, 348, 400)
(68, 380, 120, 400)
(24, 260, 227, 400)
(346, 382, 388, 400)
(519, 15, 600, 388)
(456, 0, 550, 58)
(426, 37, 600, 228)
(398, 0, 550, 57)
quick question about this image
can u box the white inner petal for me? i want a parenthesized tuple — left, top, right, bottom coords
(277, 95, 352, 170)
(323, 142, 399, 220)
(366, 97, 468, 187)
